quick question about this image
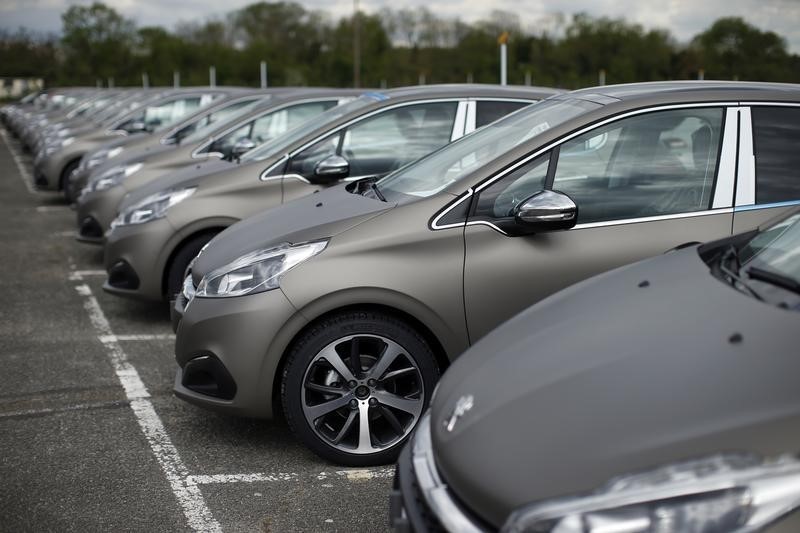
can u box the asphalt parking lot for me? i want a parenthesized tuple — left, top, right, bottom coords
(0, 128, 393, 532)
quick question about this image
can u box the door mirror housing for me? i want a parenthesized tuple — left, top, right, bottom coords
(312, 155, 350, 183)
(512, 190, 578, 234)
(231, 138, 256, 160)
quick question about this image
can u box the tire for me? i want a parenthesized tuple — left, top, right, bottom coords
(60, 159, 80, 201)
(165, 233, 217, 301)
(282, 310, 439, 466)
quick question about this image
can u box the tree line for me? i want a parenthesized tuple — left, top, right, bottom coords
(1, 1, 798, 90)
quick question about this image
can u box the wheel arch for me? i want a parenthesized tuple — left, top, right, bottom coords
(59, 155, 83, 190)
(269, 291, 465, 417)
(160, 218, 237, 297)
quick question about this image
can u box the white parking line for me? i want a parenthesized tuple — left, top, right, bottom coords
(73, 281, 222, 532)
(0, 127, 39, 195)
(188, 467, 395, 485)
(35, 205, 69, 212)
(68, 270, 106, 280)
(101, 334, 177, 342)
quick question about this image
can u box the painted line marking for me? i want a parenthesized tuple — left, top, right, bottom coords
(0, 127, 39, 194)
(73, 281, 222, 532)
(54, 230, 78, 237)
(100, 334, 176, 342)
(68, 270, 106, 280)
(189, 467, 395, 485)
(36, 205, 69, 212)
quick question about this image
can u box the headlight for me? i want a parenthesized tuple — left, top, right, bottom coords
(85, 146, 124, 169)
(196, 241, 328, 298)
(501, 453, 800, 533)
(87, 162, 143, 192)
(110, 187, 195, 228)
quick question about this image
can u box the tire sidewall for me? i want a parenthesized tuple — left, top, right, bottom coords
(282, 310, 439, 466)
(166, 233, 217, 300)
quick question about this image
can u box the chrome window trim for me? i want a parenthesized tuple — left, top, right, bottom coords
(430, 101, 741, 233)
(191, 97, 344, 159)
(462, 208, 735, 236)
(735, 199, 800, 212)
(735, 107, 756, 207)
(259, 98, 467, 181)
(712, 107, 741, 208)
(464, 100, 477, 135)
(261, 172, 310, 184)
(451, 101, 468, 142)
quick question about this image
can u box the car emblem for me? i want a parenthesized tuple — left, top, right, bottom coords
(444, 395, 474, 432)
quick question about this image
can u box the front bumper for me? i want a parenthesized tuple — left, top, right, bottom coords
(102, 217, 173, 301)
(173, 288, 301, 419)
(75, 186, 126, 244)
(33, 151, 68, 190)
(390, 413, 487, 533)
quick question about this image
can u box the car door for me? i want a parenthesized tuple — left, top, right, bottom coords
(732, 104, 800, 232)
(463, 105, 738, 342)
(281, 100, 461, 202)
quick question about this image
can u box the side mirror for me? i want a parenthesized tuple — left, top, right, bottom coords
(512, 190, 578, 234)
(231, 138, 256, 159)
(313, 155, 350, 182)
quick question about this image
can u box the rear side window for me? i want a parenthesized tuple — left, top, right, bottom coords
(475, 100, 530, 129)
(752, 107, 800, 204)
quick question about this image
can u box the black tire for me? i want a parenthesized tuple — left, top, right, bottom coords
(165, 233, 217, 301)
(282, 310, 439, 466)
(60, 159, 81, 201)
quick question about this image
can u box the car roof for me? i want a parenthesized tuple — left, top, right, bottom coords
(378, 83, 563, 101)
(566, 80, 800, 105)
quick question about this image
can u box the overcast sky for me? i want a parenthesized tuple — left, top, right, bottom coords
(2, 0, 800, 51)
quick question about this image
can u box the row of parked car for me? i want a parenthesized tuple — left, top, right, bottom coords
(3, 81, 800, 532)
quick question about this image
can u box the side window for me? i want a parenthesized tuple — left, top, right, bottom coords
(552, 107, 724, 224)
(342, 102, 457, 177)
(474, 154, 550, 218)
(752, 107, 800, 204)
(475, 100, 531, 129)
(251, 101, 337, 144)
(287, 132, 342, 177)
(208, 123, 252, 158)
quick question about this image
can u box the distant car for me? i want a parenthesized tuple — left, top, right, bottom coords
(73, 88, 358, 240)
(64, 88, 277, 202)
(390, 208, 800, 533)
(33, 88, 234, 193)
(102, 84, 553, 301)
(172, 81, 800, 466)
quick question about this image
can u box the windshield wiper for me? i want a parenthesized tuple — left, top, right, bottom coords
(370, 181, 387, 202)
(747, 266, 800, 296)
(718, 244, 764, 301)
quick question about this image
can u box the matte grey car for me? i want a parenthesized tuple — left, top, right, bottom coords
(173, 81, 800, 465)
(33, 88, 233, 192)
(74, 88, 362, 243)
(391, 208, 800, 532)
(103, 84, 553, 301)
(65, 88, 277, 202)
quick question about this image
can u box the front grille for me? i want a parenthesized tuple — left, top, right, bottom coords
(181, 354, 237, 400)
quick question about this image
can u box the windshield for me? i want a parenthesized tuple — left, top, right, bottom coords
(740, 212, 800, 286)
(240, 95, 374, 162)
(376, 98, 600, 198)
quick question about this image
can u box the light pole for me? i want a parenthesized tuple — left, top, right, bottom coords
(353, 0, 361, 88)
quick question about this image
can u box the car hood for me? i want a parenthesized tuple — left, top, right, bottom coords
(430, 246, 800, 528)
(191, 183, 394, 284)
(118, 158, 237, 210)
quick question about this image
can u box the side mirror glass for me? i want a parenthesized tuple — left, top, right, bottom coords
(313, 154, 350, 183)
(512, 190, 578, 234)
(231, 138, 256, 159)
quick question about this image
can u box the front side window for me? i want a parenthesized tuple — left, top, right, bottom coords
(552, 107, 724, 224)
(473, 154, 550, 218)
(341, 102, 457, 178)
(250, 101, 337, 144)
(287, 101, 457, 180)
(175, 98, 262, 144)
(752, 107, 800, 205)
